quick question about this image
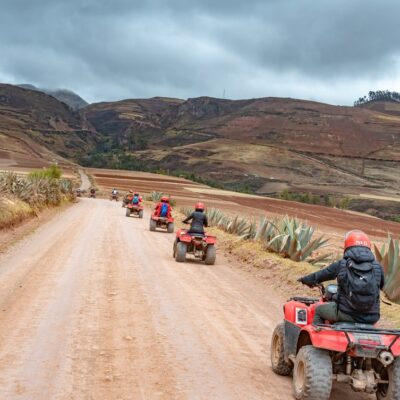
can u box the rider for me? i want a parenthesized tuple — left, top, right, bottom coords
(299, 230, 384, 325)
(111, 188, 118, 196)
(154, 196, 172, 217)
(131, 192, 143, 205)
(182, 202, 208, 234)
(123, 189, 134, 205)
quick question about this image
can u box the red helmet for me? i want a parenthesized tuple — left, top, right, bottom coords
(195, 202, 205, 210)
(161, 196, 169, 203)
(344, 230, 371, 249)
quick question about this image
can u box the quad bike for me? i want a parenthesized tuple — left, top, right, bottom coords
(122, 196, 133, 208)
(149, 213, 175, 233)
(173, 228, 217, 265)
(271, 283, 400, 400)
(125, 203, 143, 218)
(110, 193, 119, 201)
(89, 189, 96, 198)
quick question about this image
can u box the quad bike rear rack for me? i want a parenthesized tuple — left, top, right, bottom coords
(314, 323, 400, 335)
(314, 323, 400, 354)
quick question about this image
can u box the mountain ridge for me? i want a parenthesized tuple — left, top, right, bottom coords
(17, 83, 88, 110)
(1, 83, 399, 205)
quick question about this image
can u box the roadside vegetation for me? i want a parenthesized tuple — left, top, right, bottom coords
(374, 236, 400, 303)
(146, 191, 176, 206)
(0, 165, 74, 230)
(180, 207, 331, 265)
(180, 207, 400, 304)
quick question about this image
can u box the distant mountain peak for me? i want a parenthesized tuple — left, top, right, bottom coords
(17, 83, 88, 110)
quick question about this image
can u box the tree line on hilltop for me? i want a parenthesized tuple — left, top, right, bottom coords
(354, 90, 400, 106)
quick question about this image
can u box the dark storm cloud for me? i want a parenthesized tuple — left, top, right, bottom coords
(0, 0, 399, 104)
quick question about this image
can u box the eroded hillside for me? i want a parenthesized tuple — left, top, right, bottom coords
(0, 84, 98, 168)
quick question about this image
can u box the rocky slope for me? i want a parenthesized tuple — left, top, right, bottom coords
(82, 96, 400, 198)
(0, 84, 97, 168)
(1, 82, 399, 212)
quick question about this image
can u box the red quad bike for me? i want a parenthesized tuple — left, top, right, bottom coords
(149, 213, 174, 233)
(271, 283, 400, 400)
(173, 229, 217, 265)
(125, 203, 144, 218)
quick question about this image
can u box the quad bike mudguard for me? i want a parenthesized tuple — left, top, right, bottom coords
(284, 299, 400, 360)
(176, 229, 216, 244)
(152, 215, 174, 223)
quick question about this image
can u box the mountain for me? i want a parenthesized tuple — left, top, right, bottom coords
(18, 84, 88, 110)
(0, 84, 97, 169)
(1, 82, 399, 217)
(82, 96, 400, 198)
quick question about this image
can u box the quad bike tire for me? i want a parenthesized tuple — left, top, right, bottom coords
(293, 345, 332, 400)
(139, 210, 144, 219)
(377, 357, 400, 400)
(167, 222, 174, 233)
(149, 219, 157, 231)
(125, 208, 131, 217)
(175, 242, 187, 262)
(204, 245, 216, 265)
(271, 323, 293, 376)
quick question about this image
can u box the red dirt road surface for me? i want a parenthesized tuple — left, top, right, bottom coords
(0, 199, 375, 399)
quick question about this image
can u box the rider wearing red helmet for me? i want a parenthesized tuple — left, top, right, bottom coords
(182, 202, 208, 234)
(300, 230, 384, 325)
(154, 195, 172, 217)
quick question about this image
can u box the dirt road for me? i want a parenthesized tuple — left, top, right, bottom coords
(78, 169, 91, 191)
(0, 199, 374, 399)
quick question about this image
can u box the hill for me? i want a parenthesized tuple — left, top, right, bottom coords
(82, 96, 400, 199)
(18, 84, 88, 110)
(0, 84, 97, 169)
(1, 83, 399, 218)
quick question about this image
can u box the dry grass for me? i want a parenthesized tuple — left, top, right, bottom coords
(0, 197, 36, 230)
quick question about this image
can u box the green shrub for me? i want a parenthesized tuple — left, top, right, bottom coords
(27, 163, 62, 180)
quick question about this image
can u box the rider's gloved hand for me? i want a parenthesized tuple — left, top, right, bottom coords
(298, 275, 316, 288)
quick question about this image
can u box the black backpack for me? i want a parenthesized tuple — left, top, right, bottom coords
(340, 260, 379, 312)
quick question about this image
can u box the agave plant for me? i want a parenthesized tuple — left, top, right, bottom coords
(206, 208, 227, 227)
(179, 207, 192, 217)
(374, 235, 400, 303)
(260, 216, 330, 263)
(0, 170, 72, 209)
(146, 191, 164, 202)
(179, 206, 331, 264)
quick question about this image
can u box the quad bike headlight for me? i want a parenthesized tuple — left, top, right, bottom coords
(295, 307, 308, 325)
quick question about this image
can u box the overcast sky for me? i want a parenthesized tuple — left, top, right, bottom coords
(1, 0, 399, 104)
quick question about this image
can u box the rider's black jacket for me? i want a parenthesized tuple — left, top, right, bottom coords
(183, 211, 208, 234)
(302, 246, 384, 323)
